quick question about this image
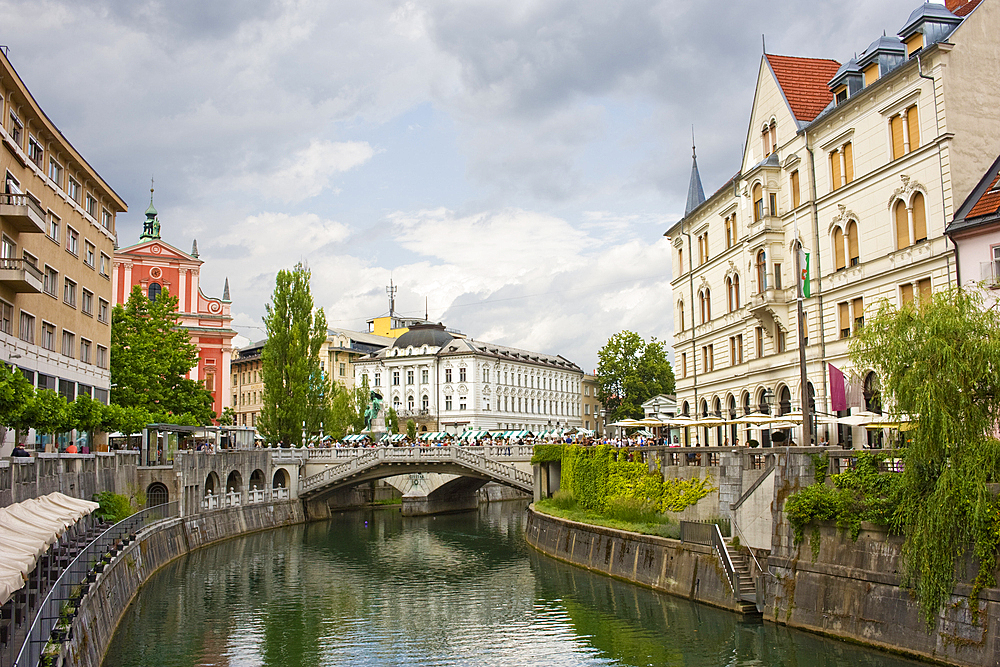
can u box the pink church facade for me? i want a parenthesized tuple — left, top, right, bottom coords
(112, 199, 235, 422)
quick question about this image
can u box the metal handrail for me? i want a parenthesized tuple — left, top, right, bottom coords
(13, 501, 180, 667)
(710, 522, 741, 600)
(730, 516, 764, 575)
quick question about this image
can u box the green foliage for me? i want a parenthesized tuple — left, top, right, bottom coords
(259, 263, 327, 447)
(111, 285, 214, 424)
(23, 390, 70, 437)
(850, 288, 1000, 625)
(596, 331, 675, 423)
(386, 406, 399, 434)
(550, 489, 577, 510)
(0, 363, 33, 429)
(559, 445, 713, 514)
(531, 443, 564, 464)
(604, 497, 661, 524)
(327, 378, 369, 441)
(406, 419, 416, 442)
(218, 407, 236, 426)
(93, 491, 136, 523)
(535, 498, 680, 539)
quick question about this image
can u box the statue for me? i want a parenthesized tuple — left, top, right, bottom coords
(151, 216, 160, 238)
(364, 390, 383, 431)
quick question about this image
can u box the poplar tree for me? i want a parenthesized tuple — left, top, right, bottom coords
(259, 263, 327, 447)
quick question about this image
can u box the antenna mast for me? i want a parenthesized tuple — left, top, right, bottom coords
(386, 279, 397, 319)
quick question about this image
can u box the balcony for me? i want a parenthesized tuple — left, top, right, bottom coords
(0, 257, 43, 292)
(0, 192, 46, 233)
(747, 286, 789, 330)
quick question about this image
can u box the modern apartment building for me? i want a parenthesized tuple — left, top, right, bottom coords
(666, 0, 999, 447)
(0, 49, 126, 451)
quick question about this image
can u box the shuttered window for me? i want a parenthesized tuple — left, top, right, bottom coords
(917, 277, 932, 302)
(791, 170, 800, 208)
(891, 115, 905, 159)
(912, 192, 927, 242)
(839, 302, 851, 338)
(895, 200, 909, 250)
(830, 149, 842, 190)
(900, 283, 914, 305)
(847, 221, 859, 266)
(843, 142, 854, 183)
(906, 106, 920, 152)
(833, 227, 846, 270)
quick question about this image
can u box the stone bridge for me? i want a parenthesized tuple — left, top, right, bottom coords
(293, 445, 534, 516)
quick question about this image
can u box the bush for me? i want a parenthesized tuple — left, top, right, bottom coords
(93, 491, 136, 524)
(531, 443, 564, 464)
(604, 497, 663, 524)
(550, 489, 577, 510)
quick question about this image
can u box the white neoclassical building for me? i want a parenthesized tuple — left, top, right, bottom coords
(353, 323, 585, 434)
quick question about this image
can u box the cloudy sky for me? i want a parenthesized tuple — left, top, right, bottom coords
(2, 0, 922, 371)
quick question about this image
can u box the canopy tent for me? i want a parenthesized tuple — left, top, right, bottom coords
(0, 492, 99, 606)
(342, 434, 370, 443)
(460, 430, 491, 441)
(419, 432, 451, 441)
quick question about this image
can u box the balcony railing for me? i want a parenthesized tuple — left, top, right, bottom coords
(0, 257, 43, 293)
(0, 192, 46, 233)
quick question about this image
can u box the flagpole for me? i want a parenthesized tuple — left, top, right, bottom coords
(794, 211, 813, 444)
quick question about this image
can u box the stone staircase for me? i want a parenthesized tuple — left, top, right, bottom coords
(725, 540, 762, 616)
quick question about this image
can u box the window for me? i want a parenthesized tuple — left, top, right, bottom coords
(755, 326, 764, 358)
(790, 170, 800, 208)
(833, 227, 846, 270)
(374, 373, 381, 387)
(769, 192, 777, 217)
(84, 242, 95, 268)
(773, 264, 782, 290)
(100, 253, 110, 277)
(839, 302, 851, 338)
(421, 369, 428, 384)
(777, 330, 786, 353)
(8, 111, 22, 147)
(1, 234, 13, 259)
(730, 334, 744, 365)
(22, 251, 36, 269)
(853, 297, 865, 331)
(102, 209, 113, 230)
(835, 87, 848, 105)
(81, 289, 93, 316)
(85, 194, 97, 218)
(339, 363, 346, 377)
(846, 221, 859, 266)
(727, 274, 740, 311)
(901, 282, 914, 306)
(483, 368, 489, 383)
(96, 345, 108, 369)
(407, 370, 414, 385)
(19, 311, 34, 343)
(890, 106, 920, 159)
(459, 367, 466, 382)
(752, 183, 763, 221)
(48, 214, 59, 243)
(41, 322, 56, 351)
(98, 298, 109, 323)
(724, 214, 736, 248)
(917, 278, 931, 302)
(830, 148, 842, 190)
(48, 158, 63, 188)
(912, 192, 927, 243)
(445, 396, 452, 411)
(80, 339, 91, 364)
(68, 178, 80, 203)
(61, 330, 75, 357)
(702, 344, 714, 372)
(445, 368, 452, 383)
(393, 370, 400, 386)
(27, 136, 42, 167)
(459, 399, 466, 411)
(66, 227, 78, 255)
(907, 106, 920, 153)
(63, 278, 76, 307)
(148, 282, 161, 301)
(422, 395, 429, 410)
(43, 266, 58, 296)
(755, 250, 767, 292)
(677, 300, 685, 331)
(681, 352, 687, 378)
(0, 299, 12, 335)
(843, 142, 854, 183)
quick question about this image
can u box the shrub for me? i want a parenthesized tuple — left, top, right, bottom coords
(604, 497, 661, 524)
(93, 491, 136, 523)
(550, 489, 577, 510)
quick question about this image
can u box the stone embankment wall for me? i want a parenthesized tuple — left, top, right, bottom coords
(0, 452, 139, 507)
(767, 522, 1000, 667)
(524, 508, 745, 614)
(60, 501, 307, 667)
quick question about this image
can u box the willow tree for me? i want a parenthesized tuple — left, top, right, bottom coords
(850, 287, 1000, 625)
(259, 263, 327, 447)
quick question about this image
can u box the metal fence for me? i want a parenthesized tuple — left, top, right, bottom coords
(10, 501, 179, 667)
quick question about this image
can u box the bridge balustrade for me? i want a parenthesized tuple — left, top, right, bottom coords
(225, 491, 242, 507)
(272, 487, 290, 500)
(201, 492, 220, 511)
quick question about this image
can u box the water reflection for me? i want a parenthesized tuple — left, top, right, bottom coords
(104, 502, 925, 667)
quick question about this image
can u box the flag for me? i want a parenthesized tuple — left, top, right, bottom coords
(799, 250, 810, 298)
(829, 364, 846, 412)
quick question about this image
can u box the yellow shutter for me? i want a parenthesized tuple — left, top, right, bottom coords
(833, 227, 846, 270)
(847, 222, 859, 265)
(843, 142, 854, 183)
(852, 297, 864, 329)
(900, 283, 914, 305)
(891, 115, 905, 159)
(839, 302, 850, 336)
(830, 150, 841, 191)
(918, 278, 932, 302)
(863, 63, 879, 87)
(912, 192, 927, 242)
(905, 33, 923, 56)
(895, 200, 910, 249)
(791, 170, 800, 208)
(907, 105, 920, 152)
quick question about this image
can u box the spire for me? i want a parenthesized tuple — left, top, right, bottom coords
(139, 177, 161, 241)
(685, 127, 707, 216)
(191, 239, 199, 257)
(223, 277, 230, 301)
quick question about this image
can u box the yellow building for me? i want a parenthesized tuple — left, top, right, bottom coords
(0, 49, 126, 452)
(666, 0, 998, 447)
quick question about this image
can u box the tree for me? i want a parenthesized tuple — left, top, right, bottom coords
(385, 406, 399, 434)
(111, 285, 215, 424)
(258, 263, 327, 447)
(0, 363, 34, 444)
(218, 407, 236, 426)
(406, 419, 417, 442)
(850, 288, 1000, 625)
(22, 390, 70, 445)
(596, 331, 675, 423)
(327, 379, 369, 441)
(70, 393, 104, 444)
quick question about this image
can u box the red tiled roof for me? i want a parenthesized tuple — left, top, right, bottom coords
(967, 170, 1000, 219)
(765, 54, 842, 123)
(947, 0, 982, 17)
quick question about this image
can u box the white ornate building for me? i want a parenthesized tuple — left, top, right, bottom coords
(666, 0, 1000, 447)
(353, 323, 584, 434)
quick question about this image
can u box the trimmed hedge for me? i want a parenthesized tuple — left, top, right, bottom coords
(530, 443, 565, 464)
(557, 444, 713, 514)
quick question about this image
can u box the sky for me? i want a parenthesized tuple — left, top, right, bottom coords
(1, 0, 924, 372)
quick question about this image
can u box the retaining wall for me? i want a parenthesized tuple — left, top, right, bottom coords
(524, 507, 745, 614)
(58, 501, 307, 667)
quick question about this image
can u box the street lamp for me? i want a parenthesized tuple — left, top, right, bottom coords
(764, 388, 775, 414)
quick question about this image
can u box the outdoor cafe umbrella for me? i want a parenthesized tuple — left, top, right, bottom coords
(609, 419, 644, 428)
(636, 417, 670, 427)
(864, 414, 918, 431)
(836, 411, 881, 427)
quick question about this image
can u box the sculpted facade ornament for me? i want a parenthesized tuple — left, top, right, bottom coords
(888, 174, 926, 209)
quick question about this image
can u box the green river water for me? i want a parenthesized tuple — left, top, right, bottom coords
(103, 501, 926, 667)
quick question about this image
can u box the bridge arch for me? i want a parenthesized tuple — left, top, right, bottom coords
(272, 468, 290, 489)
(205, 471, 220, 497)
(249, 468, 266, 492)
(226, 470, 243, 494)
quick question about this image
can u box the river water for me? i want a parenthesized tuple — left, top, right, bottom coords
(104, 502, 926, 667)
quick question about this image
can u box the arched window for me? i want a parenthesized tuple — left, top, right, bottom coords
(752, 183, 764, 221)
(756, 250, 767, 292)
(727, 275, 740, 311)
(894, 200, 909, 250)
(833, 227, 846, 270)
(912, 192, 927, 243)
(704, 288, 712, 322)
(146, 483, 168, 507)
(678, 300, 685, 331)
(148, 282, 162, 302)
(732, 274, 740, 308)
(778, 386, 792, 415)
(682, 401, 689, 416)
(726, 277, 734, 311)
(699, 291, 706, 323)
(407, 395, 414, 410)
(769, 121, 777, 155)
(846, 221, 859, 266)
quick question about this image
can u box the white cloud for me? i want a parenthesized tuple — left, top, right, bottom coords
(263, 140, 376, 203)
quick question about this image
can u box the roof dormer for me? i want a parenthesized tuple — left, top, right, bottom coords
(857, 35, 906, 87)
(828, 58, 863, 105)
(898, 3, 962, 57)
